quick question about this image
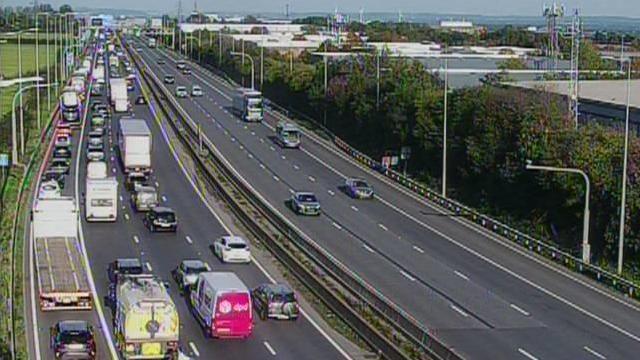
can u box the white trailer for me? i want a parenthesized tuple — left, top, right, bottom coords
(118, 119, 152, 174)
(32, 197, 92, 310)
(85, 177, 118, 222)
(110, 78, 129, 112)
(231, 88, 263, 122)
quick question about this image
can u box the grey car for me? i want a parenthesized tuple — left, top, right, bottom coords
(290, 192, 321, 216)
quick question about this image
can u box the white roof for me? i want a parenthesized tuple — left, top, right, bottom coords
(221, 235, 247, 245)
(118, 275, 173, 309)
(199, 272, 248, 292)
(119, 119, 151, 136)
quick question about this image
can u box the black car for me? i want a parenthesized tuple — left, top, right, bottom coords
(164, 75, 175, 84)
(53, 146, 72, 159)
(144, 206, 178, 232)
(252, 283, 300, 321)
(107, 258, 143, 283)
(125, 172, 149, 191)
(50, 320, 96, 359)
(172, 259, 210, 294)
(49, 158, 70, 175)
(90, 85, 103, 96)
(90, 100, 104, 112)
(157, 59, 165, 65)
(42, 169, 66, 189)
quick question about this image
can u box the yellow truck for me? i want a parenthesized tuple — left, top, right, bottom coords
(112, 274, 179, 359)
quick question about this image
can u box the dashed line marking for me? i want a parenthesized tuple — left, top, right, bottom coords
(119, 195, 123, 202)
(412, 245, 424, 253)
(124, 213, 130, 220)
(363, 244, 375, 253)
(328, 190, 335, 196)
(281, 155, 286, 160)
(518, 348, 538, 360)
(269, 146, 275, 151)
(293, 164, 300, 170)
(510, 303, 530, 317)
(400, 270, 416, 282)
(248, 153, 254, 158)
(259, 163, 266, 170)
(260, 138, 265, 143)
(454, 270, 469, 281)
(133, 235, 139, 244)
(161, 195, 167, 202)
(273, 175, 280, 182)
(263, 341, 276, 356)
(189, 342, 200, 357)
(154, 181, 159, 187)
(112, 168, 116, 173)
(378, 223, 388, 231)
(308, 176, 316, 182)
(351, 205, 359, 212)
(239, 145, 244, 150)
(583, 346, 606, 359)
(186, 236, 193, 244)
(231, 137, 236, 142)
(145, 262, 153, 272)
(251, 131, 256, 136)
(450, 304, 469, 317)
(332, 222, 342, 230)
(288, 189, 295, 194)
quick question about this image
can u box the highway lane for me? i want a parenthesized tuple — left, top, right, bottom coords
(74, 44, 350, 359)
(137, 39, 640, 359)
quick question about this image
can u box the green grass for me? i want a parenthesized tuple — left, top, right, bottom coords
(0, 43, 59, 79)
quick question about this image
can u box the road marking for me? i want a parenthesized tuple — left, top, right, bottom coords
(378, 223, 388, 231)
(248, 153, 254, 158)
(450, 304, 469, 317)
(363, 244, 375, 253)
(269, 146, 275, 151)
(259, 163, 266, 170)
(351, 205, 359, 212)
(119, 195, 123, 202)
(400, 270, 416, 282)
(288, 189, 295, 194)
(328, 190, 335, 196)
(251, 131, 256, 136)
(112, 167, 116, 173)
(293, 164, 300, 170)
(412, 245, 424, 253)
(308, 176, 316, 182)
(155, 181, 160, 187)
(454, 270, 469, 281)
(186, 236, 193, 244)
(510, 303, 530, 317)
(161, 195, 167, 202)
(583, 346, 606, 359)
(260, 138, 264, 143)
(273, 175, 280, 182)
(239, 145, 244, 150)
(133, 235, 139, 244)
(332, 222, 343, 230)
(518, 348, 538, 360)
(263, 341, 277, 356)
(281, 155, 286, 160)
(124, 213, 130, 220)
(231, 137, 236, 142)
(189, 342, 200, 357)
(145, 262, 153, 272)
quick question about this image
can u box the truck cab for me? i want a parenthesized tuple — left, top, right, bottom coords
(131, 185, 158, 212)
(232, 88, 263, 122)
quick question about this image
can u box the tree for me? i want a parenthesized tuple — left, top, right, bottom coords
(498, 58, 527, 70)
(59, 4, 73, 13)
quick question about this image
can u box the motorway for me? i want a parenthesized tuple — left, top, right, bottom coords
(132, 36, 640, 359)
(26, 36, 350, 359)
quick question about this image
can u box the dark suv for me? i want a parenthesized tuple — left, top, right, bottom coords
(108, 258, 143, 283)
(144, 206, 177, 232)
(50, 320, 96, 359)
(252, 283, 299, 321)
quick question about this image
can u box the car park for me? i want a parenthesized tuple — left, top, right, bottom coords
(49, 158, 70, 175)
(252, 283, 299, 321)
(345, 178, 374, 199)
(164, 75, 175, 84)
(107, 258, 143, 283)
(171, 259, 210, 294)
(175, 86, 188, 98)
(144, 206, 178, 232)
(191, 85, 203, 97)
(212, 236, 251, 263)
(86, 143, 105, 161)
(290, 192, 321, 216)
(50, 320, 96, 360)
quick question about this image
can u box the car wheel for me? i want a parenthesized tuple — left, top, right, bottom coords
(259, 307, 267, 320)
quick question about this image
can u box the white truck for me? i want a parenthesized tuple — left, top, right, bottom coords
(110, 78, 129, 112)
(148, 37, 157, 48)
(118, 119, 152, 174)
(94, 65, 105, 84)
(231, 88, 263, 122)
(85, 177, 118, 222)
(32, 197, 92, 310)
(111, 275, 179, 359)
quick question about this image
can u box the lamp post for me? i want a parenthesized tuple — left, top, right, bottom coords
(8, 79, 48, 164)
(526, 162, 591, 264)
(38, 13, 52, 112)
(230, 51, 255, 90)
(442, 58, 449, 198)
(617, 59, 632, 274)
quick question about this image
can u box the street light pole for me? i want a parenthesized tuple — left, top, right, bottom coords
(617, 60, 632, 275)
(230, 51, 255, 90)
(17, 32, 24, 153)
(442, 58, 448, 198)
(526, 163, 591, 264)
(12, 82, 57, 161)
(35, 17, 42, 130)
(376, 51, 380, 108)
(218, 31, 222, 66)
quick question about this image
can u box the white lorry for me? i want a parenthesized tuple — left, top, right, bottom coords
(85, 177, 118, 222)
(118, 119, 152, 174)
(231, 88, 263, 122)
(111, 274, 179, 359)
(110, 78, 129, 112)
(32, 197, 92, 310)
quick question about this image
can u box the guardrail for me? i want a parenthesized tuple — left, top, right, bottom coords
(127, 39, 461, 360)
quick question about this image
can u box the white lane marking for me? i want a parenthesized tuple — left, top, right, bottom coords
(133, 235, 139, 244)
(273, 175, 280, 182)
(281, 155, 286, 160)
(154, 181, 160, 187)
(119, 195, 123, 202)
(351, 205, 359, 212)
(248, 153, 254, 159)
(269, 146, 275, 151)
(308, 176, 316, 182)
(363, 244, 375, 253)
(454, 270, 469, 281)
(161, 195, 167, 202)
(112, 167, 116, 173)
(259, 163, 266, 170)
(259, 138, 265, 143)
(510, 303, 530, 317)
(189, 342, 200, 357)
(450, 304, 469, 317)
(288, 189, 295, 194)
(583, 346, 606, 359)
(186, 236, 193, 244)
(332, 222, 343, 230)
(328, 190, 335, 196)
(412, 245, 424, 254)
(124, 213, 130, 220)
(378, 223, 388, 231)
(263, 341, 277, 356)
(518, 348, 538, 360)
(145, 262, 153, 272)
(251, 131, 256, 136)
(400, 270, 416, 282)
(293, 164, 300, 170)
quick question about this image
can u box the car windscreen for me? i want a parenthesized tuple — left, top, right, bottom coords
(298, 194, 317, 203)
(272, 292, 296, 303)
(59, 330, 91, 344)
(157, 212, 176, 222)
(353, 181, 369, 188)
(228, 242, 247, 250)
(185, 265, 208, 274)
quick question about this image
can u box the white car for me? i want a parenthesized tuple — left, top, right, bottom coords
(175, 86, 188, 98)
(191, 85, 203, 97)
(212, 236, 251, 263)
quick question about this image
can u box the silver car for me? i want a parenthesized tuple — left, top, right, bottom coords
(175, 86, 188, 98)
(290, 192, 321, 216)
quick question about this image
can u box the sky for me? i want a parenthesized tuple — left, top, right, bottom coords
(10, 1, 640, 18)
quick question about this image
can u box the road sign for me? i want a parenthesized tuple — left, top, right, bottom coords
(401, 146, 412, 160)
(391, 156, 399, 166)
(0, 153, 9, 168)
